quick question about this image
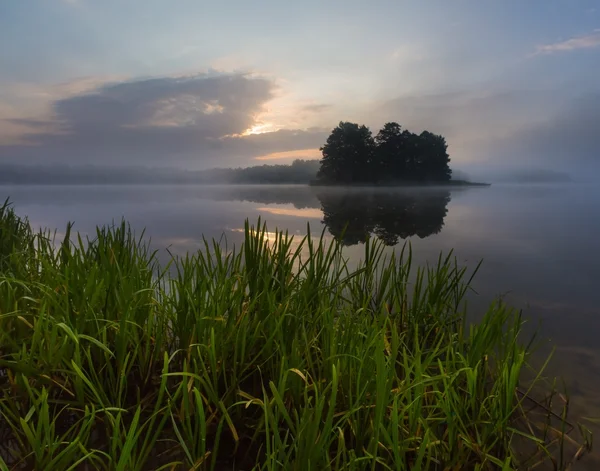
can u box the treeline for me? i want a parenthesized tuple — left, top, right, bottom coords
(0, 160, 320, 185)
(316, 122, 452, 184)
(199, 159, 320, 184)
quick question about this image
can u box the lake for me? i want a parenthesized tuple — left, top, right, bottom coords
(2, 183, 600, 468)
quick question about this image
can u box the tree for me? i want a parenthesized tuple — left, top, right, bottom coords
(374, 125, 451, 182)
(317, 122, 376, 184)
(416, 131, 452, 181)
(374, 122, 406, 180)
(401, 130, 421, 180)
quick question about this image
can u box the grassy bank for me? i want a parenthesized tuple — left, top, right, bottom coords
(0, 200, 591, 470)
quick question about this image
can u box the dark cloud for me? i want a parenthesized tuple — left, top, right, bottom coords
(52, 74, 271, 135)
(0, 73, 326, 169)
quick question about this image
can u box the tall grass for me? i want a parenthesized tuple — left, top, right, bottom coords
(0, 199, 592, 470)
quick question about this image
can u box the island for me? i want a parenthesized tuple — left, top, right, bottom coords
(313, 121, 489, 186)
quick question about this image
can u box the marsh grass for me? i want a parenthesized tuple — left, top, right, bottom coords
(0, 199, 592, 470)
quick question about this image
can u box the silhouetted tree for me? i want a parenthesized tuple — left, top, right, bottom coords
(416, 131, 452, 181)
(317, 122, 376, 184)
(317, 122, 452, 184)
(374, 122, 406, 178)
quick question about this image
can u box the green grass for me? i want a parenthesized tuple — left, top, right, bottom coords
(0, 199, 592, 470)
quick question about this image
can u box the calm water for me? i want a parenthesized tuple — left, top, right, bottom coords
(3, 183, 600, 467)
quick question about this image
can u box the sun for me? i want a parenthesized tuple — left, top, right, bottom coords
(241, 122, 276, 136)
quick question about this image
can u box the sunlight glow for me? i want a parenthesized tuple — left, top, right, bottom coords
(255, 148, 321, 161)
(242, 122, 277, 136)
(256, 207, 323, 218)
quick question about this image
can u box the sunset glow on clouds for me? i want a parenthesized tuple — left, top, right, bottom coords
(255, 149, 322, 161)
(0, 0, 599, 171)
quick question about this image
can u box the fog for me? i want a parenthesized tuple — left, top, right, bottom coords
(0, 160, 594, 186)
(0, 160, 320, 185)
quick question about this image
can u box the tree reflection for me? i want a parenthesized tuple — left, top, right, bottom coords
(316, 189, 451, 246)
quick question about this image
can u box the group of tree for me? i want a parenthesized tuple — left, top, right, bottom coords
(199, 159, 320, 184)
(316, 122, 452, 184)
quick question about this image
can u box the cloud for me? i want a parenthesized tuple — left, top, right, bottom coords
(0, 73, 327, 169)
(224, 128, 328, 161)
(487, 94, 600, 169)
(53, 73, 273, 134)
(377, 89, 558, 162)
(377, 87, 600, 174)
(534, 32, 600, 54)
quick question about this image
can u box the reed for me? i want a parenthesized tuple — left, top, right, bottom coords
(0, 199, 591, 470)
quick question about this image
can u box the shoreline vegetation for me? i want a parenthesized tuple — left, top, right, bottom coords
(0, 200, 591, 469)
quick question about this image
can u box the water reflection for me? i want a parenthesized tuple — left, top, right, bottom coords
(209, 185, 452, 246)
(210, 185, 320, 209)
(0, 184, 454, 247)
(315, 188, 451, 246)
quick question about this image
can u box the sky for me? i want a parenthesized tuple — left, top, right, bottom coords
(0, 0, 599, 173)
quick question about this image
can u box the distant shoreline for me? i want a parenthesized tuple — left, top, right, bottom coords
(0, 180, 491, 187)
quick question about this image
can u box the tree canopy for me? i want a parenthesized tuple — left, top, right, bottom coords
(317, 121, 452, 184)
